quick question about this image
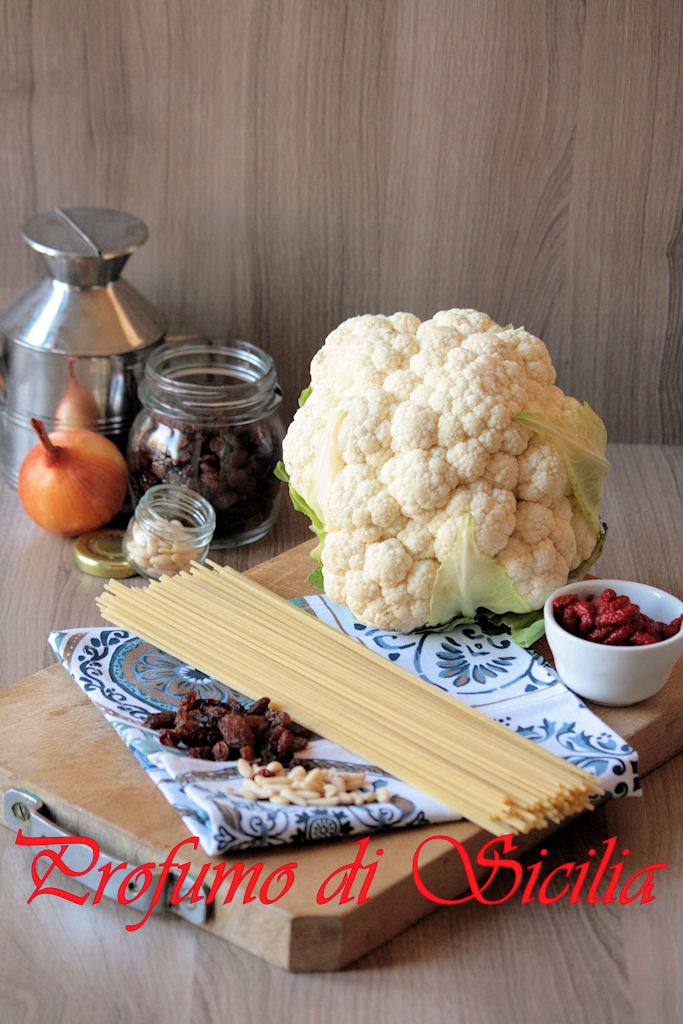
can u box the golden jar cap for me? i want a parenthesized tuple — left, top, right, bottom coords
(72, 529, 137, 578)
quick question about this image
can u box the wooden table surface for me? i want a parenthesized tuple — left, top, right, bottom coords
(0, 442, 680, 1024)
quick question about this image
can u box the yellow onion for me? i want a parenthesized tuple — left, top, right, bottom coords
(18, 418, 128, 536)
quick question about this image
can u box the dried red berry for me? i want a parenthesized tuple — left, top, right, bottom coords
(603, 624, 638, 645)
(560, 605, 581, 634)
(595, 602, 640, 628)
(553, 593, 579, 610)
(586, 626, 612, 643)
(630, 631, 659, 646)
(662, 614, 683, 640)
(639, 614, 661, 639)
(595, 587, 617, 608)
(573, 600, 596, 634)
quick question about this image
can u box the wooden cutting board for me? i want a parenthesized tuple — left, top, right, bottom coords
(1, 541, 681, 972)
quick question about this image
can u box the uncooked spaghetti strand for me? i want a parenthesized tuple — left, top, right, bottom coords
(97, 568, 602, 832)
(98, 577, 602, 806)
(100, 578, 590, 804)
(122, 566, 600, 788)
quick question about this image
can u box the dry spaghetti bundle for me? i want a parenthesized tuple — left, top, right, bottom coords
(97, 560, 603, 835)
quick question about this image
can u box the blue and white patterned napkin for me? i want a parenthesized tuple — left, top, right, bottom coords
(49, 597, 639, 856)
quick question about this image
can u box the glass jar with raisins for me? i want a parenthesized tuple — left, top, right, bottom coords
(127, 338, 284, 547)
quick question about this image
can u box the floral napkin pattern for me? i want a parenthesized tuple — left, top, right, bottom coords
(49, 597, 639, 856)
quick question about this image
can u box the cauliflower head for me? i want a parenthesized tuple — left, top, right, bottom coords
(280, 309, 609, 633)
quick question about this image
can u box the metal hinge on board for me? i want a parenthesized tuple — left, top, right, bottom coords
(3, 787, 210, 925)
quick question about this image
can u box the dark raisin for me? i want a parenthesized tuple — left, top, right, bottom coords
(218, 714, 255, 748)
(159, 729, 181, 748)
(248, 696, 271, 715)
(175, 722, 208, 746)
(276, 729, 295, 757)
(143, 710, 176, 730)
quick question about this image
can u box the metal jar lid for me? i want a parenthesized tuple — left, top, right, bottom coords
(72, 529, 138, 578)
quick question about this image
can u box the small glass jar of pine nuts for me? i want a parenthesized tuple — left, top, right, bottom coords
(123, 484, 216, 579)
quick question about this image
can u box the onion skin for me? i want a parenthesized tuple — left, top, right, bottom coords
(18, 418, 128, 536)
(55, 358, 100, 429)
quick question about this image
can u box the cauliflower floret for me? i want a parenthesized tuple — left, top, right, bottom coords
(331, 568, 380, 613)
(437, 413, 466, 448)
(333, 556, 437, 633)
(364, 538, 412, 588)
(310, 314, 419, 394)
(461, 332, 517, 362)
(496, 328, 556, 386)
(390, 402, 438, 451)
(325, 464, 379, 529)
(398, 517, 435, 559)
(498, 536, 570, 608)
(405, 559, 438, 599)
(445, 439, 488, 482)
(336, 392, 394, 462)
(431, 308, 500, 334)
(388, 312, 421, 335)
(433, 485, 516, 559)
(549, 513, 578, 568)
(517, 440, 568, 505)
(473, 487, 517, 556)
(380, 448, 455, 515)
(410, 323, 466, 378)
(383, 368, 422, 401)
(484, 452, 519, 489)
(322, 530, 365, 573)
(512, 500, 580, 571)
(366, 491, 404, 529)
(283, 307, 608, 630)
(500, 423, 529, 455)
(513, 501, 555, 544)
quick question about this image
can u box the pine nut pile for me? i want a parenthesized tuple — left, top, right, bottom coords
(235, 759, 392, 808)
(126, 518, 207, 576)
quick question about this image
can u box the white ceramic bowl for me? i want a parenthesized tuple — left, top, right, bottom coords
(543, 579, 683, 706)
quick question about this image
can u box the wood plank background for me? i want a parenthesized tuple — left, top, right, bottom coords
(0, 0, 681, 444)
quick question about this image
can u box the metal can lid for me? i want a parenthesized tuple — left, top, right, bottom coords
(23, 207, 148, 260)
(72, 529, 138, 578)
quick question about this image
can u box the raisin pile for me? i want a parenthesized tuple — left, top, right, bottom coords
(553, 588, 683, 646)
(143, 689, 309, 763)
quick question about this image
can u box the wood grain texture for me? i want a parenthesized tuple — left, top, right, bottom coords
(0, 0, 680, 443)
